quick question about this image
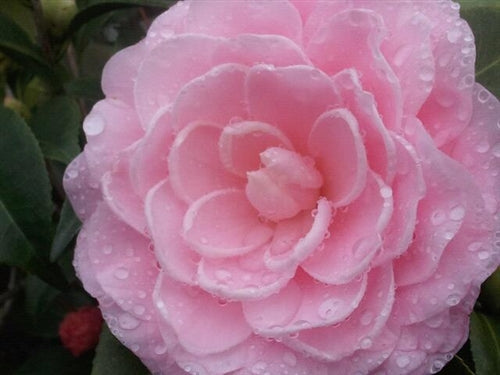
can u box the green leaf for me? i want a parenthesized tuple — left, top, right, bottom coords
(0, 12, 53, 79)
(459, 1, 500, 97)
(0, 106, 53, 249)
(0, 106, 65, 287)
(470, 311, 500, 375)
(67, 0, 173, 36)
(64, 77, 103, 100)
(14, 345, 92, 375)
(91, 325, 150, 375)
(50, 200, 81, 262)
(29, 96, 82, 164)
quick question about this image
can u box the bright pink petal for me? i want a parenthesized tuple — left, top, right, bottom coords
(168, 122, 243, 204)
(264, 198, 332, 271)
(302, 173, 393, 284)
(284, 265, 394, 362)
(83, 99, 144, 181)
(245, 148, 323, 222)
(197, 245, 294, 301)
(172, 64, 249, 133)
(183, 189, 274, 258)
(373, 135, 426, 266)
(415, 1, 476, 147)
(452, 84, 500, 218)
(246, 64, 339, 152)
(184, 0, 302, 44)
(219, 121, 294, 177)
(331, 69, 397, 182)
(102, 148, 146, 234)
(63, 153, 100, 220)
(153, 273, 252, 355)
(145, 180, 199, 285)
(308, 108, 368, 207)
(101, 43, 146, 107)
(306, 9, 402, 132)
(129, 107, 174, 199)
(242, 269, 367, 336)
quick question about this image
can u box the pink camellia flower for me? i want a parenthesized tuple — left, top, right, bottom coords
(64, 0, 500, 374)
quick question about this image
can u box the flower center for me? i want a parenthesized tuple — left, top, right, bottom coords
(245, 147, 323, 222)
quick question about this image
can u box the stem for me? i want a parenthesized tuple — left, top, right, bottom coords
(31, 0, 55, 65)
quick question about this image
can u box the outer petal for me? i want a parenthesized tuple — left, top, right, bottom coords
(452, 84, 500, 219)
(168, 122, 243, 204)
(102, 147, 146, 234)
(153, 273, 252, 356)
(246, 64, 339, 152)
(415, 1, 476, 147)
(284, 265, 395, 362)
(242, 269, 367, 336)
(101, 43, 146, 107)
(184, 0, 302, 44)
(83, 99, 144, 181)
(302, 173, 393, 284)
(307, 108, 368, 207)
(129, 107, 174, 199)
(145, 180, 199, 285)
(63, 153, 100, 220)
(182, 189, 274, 258)
(306, 9, 402, 132)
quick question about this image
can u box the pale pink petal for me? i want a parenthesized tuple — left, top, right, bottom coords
(129, 107, 174, 199)
(101, 43, 146, 107)
(302, 173, 393, 284)
(307, 108, 368, 207)
(83, 99, 144, 181)
(331, 69, 397, 182)
(183, 189, 274, 258)
(380, 9, 435, 116)
(135, 34, 309, 127)
(373, 135, 426, 266)
(264, 198, 332, 270)
(245, 148, 323, 222)
(242, 269, 367, 336)
(452, 84, 500, 218)
(306, 9, 402, 131)
(184, 0, 302, 44)
(219, 121, 294, 177)
(246, 64, 339, 152)
(153, 273, 252, 355)
(63, 153, 100, 220)
(76, 203, 158, 323)
(332, 326, 400, 375)
(394, 119, 476, 286)
(145, 180, 199, 285)
(284, 265, 394, 362)
(172, 64, 249, 133)
(197, 246, 294, 301)
(415, 1, 475, 147)
(289, 0, 317, 23)
(168, 122, 243, 204)
(102, 148, 146, 234)
(143, 1, 188, 48)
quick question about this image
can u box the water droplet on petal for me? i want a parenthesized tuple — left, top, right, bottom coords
(360, 337, 373, 349)
(446, 294, 460, 306)
(118, 313, 140, 330)
(449, 205, 465, 221)
(114, 267, 129, 280)
(396, 355, 410, 368)
(83, 113, 105, 136)
(251, 361, 268, 374)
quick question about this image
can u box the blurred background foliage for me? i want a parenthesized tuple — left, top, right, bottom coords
(0, 0, 498, 374)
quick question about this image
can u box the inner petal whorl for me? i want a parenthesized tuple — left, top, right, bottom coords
(245, 147, 323, 222)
